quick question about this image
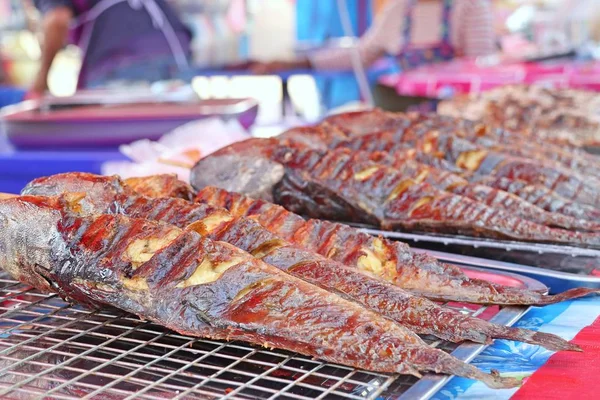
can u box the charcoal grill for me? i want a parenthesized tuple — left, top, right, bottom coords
(0, 266, 539, 400)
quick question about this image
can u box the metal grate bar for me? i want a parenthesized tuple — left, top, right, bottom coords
(219, 352, 295, 399)
(0, 270, 530, 400)
(1, 335, 213, 387)
(0, 384, 80, 400)
(0, 314, 140, 396)
(78, 335, 195, 399)
(265, 362, 326, 400)
(1, 353, 200, 393)
(2, 369, 169, 400)
(314, 369, 358, 399)
(39, 323, 163, 397)
(171, 345, 266, 399)
(0, 301, 70, 333)
(0, 308, 105, 363)
(120, 339, 211, 400)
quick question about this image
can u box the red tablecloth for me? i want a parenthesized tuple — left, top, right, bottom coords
(513, 314, 600, 400)
(379, 59, 600, 97)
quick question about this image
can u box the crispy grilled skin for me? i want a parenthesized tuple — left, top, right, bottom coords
(195, 186, 599, 307)
(359, 153, 600, 232)
(124, 175, 195, 201)
(24, 174, 581, 350)
(190, 139, 600, 246)
(408, 118, 600, 178)
(417, 131, 600, 209)
(269, 145, 600, 248)
(0, 196, 522, 387)
(471, 176, 600, 223)
(323, 109, 600, 178)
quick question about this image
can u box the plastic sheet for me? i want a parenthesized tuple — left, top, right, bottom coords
(102, 117, 250, 182)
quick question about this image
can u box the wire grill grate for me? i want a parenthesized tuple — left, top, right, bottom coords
(0, 273, 526, 400)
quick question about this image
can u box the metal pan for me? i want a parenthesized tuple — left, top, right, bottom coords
(1, 97, 258, 149)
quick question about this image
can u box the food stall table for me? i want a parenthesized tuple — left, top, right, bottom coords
(377, 59, 600, 102)
(435, 296, 600, 399)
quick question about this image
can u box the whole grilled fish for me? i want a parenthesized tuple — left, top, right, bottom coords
(23, 173, 579, 350)
(194, 186, 600, 307)
(190, 139, 600, 248)
(342, 151, 598, 232)
(0, 195, 518, 388)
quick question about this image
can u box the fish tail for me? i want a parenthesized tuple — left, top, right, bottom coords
(412, 347, 521, 389)
(534, 288, 600, 305)
(486, 324, 581, 352)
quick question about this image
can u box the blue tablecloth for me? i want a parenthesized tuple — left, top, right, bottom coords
(434, 296, 600, 399)
(0, 150, 126, 193)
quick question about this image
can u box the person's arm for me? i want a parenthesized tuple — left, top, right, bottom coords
(30, 6, 73, 96)
(456, 0, 496, 57)
(252, 0, 408, 73)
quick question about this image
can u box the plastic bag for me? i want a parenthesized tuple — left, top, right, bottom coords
(102, 117, 250, 182)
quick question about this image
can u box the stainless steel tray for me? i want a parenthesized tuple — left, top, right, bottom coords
(357, 227, 600, 278)
(1, 98, 259, 149)
(0, 266, 541, 400)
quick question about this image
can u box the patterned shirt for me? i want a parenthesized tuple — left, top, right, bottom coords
(309, 0, 496, 70)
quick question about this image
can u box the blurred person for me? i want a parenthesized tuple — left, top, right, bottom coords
(252, 0, 496, 72)
(28, 0, 192, 97)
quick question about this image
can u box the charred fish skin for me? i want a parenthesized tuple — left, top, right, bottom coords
(418, 131, 600, 209)
(23, 173, 517, 346)
(0, 196, 520, 388)
(410, 117, 600, 177)
(24, 173, 583, 351)
(268, 145, 600, 248)
(356, 152, 599, 232)
(472, 176, 600, 222)
(194, 186, 599, 307)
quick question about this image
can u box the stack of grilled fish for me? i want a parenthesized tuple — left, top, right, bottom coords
(1, 171, 599, 390)
(191, 109, 600, 248)
(438, 85, 600, 147)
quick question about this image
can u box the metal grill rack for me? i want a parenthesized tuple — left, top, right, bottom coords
(0, 272, 530, 400)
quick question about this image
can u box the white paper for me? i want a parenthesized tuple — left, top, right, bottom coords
(102, 117, 250, 182)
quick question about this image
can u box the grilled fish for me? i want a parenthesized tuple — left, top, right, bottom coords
(23, 173, 580, 350)
(0, 195, 519, 387)
(191, 139, 600, 247)
(195, 185, 600, 307)
(416, 131, 600, 209)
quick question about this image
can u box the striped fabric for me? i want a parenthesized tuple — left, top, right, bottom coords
(309, 0, 495, 70)
(432, 296, 600, 400)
